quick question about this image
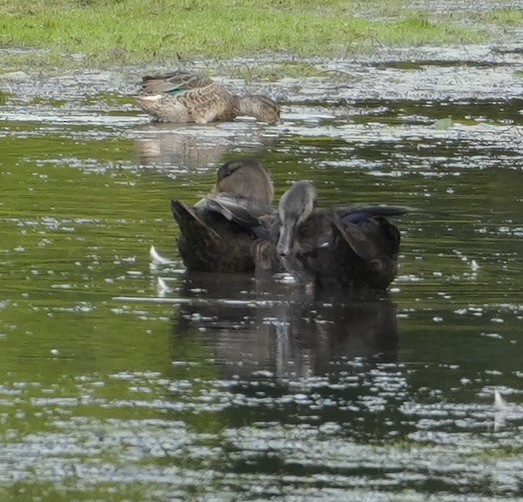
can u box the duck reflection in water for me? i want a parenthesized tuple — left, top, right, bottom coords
(172, 272, 399, 380)
(135, 124, 279, 170)
(135, 123, 229, 169)
(171, 159, 275, 273)
(268, 181, 410, 293)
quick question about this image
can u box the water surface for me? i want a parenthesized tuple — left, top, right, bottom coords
(1, 45, 522, 500)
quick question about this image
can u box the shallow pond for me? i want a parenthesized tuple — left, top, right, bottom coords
(1, 46, 522, 501)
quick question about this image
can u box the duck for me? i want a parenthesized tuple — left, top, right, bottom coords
(274, 181, 409, 291)
(136, 71, 281, 125)
(171, 159, 276, 273)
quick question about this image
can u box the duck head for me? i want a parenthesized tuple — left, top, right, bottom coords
(214, 159, 274, 204)
(233, 95, 282, 125)
(276, 181, 317, 257)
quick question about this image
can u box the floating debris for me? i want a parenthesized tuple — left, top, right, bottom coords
(149, 245, 173, 265)
(156, 277, 171, 296)
(494, 389, 509, 410)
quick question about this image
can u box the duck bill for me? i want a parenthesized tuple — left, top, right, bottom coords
(277, 220, 296, 257)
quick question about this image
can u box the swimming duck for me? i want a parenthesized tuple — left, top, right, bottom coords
(275, 181, 409, 291)
(171, 159, 275, 272)
(136, 71, 281, 125)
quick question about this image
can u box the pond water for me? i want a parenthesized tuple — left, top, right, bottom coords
(1, 45, 522, 501)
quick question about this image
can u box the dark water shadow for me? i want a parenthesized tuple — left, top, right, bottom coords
(170, 272, 399, 381)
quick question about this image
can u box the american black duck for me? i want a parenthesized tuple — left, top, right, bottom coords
(171, 159, 275, 272)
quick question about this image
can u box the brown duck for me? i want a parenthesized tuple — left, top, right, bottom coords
(136, 71, 281, 125)
(274, 181, 409, 291)
(171, 159, 275, 272)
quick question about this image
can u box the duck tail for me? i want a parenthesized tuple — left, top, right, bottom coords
(171, 200, 220, 240)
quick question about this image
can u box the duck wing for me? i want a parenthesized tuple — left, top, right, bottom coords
(328, 210, 401, 264)
(197, 194, 274, 240)
(141, 71, 215, 96)
(204, 198, 260, 227)
(329, 214, 379, 262)
(337, 205, 411, 225)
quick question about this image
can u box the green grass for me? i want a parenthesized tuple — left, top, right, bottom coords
(0, 0, 521, 70)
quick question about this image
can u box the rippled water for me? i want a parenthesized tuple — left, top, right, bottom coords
(1, 44, 522, 501)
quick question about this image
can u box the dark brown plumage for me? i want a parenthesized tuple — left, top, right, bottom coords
(275, 181, 408, 291)
(171, 159, 275, 272)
